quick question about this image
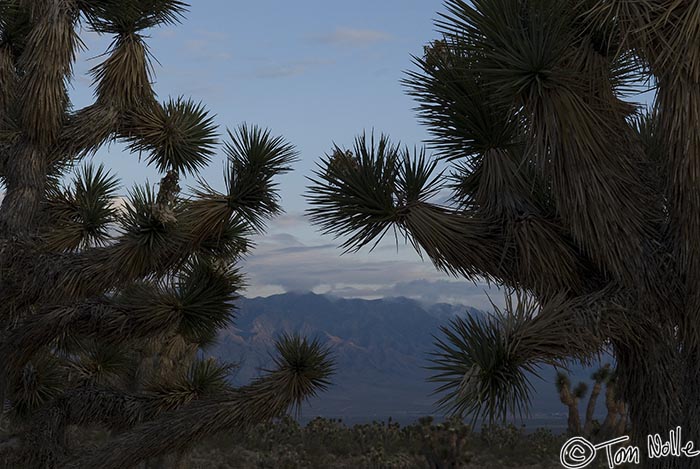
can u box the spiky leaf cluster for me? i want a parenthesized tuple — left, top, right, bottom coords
(197, 124, 299, 232)
(125, 97, 218, 175)
(429, 292, 596, 422)
(44, 163, 120, 251)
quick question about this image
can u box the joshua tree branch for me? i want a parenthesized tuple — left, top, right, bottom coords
(0, 210, 247, 313)
(2, 386, 155, 468)
(401, 202, 596, 296)
(0, 0, 79, 236)
(0, 143, 8, 180)
(306, 136, 601, 297)
(0, 299, 181, 372)
(54, 103, 121, 163)
(64, 340, 334, 469)
(0, 239, 181, 312)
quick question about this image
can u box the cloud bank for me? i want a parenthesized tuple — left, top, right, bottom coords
(242, 214, 498, 309)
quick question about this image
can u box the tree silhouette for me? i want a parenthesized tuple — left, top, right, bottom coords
(306, 0, 697, 458)
(0, 1, 333, 467)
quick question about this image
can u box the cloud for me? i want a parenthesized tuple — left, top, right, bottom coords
(329, 279, 502, 311)
(266, 232, 305, 247)
(194, 30, 228, 41)
(254, 59, 333, 79)
(157, 29, 178, 39)
(269, 212, 308, 229)
(314, 27, 391, 46)
(180, 30, 233, 62)
(184, 38, 232, 61)
(241, 221, 496, 308)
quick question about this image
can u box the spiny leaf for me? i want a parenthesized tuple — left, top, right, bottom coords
(90, 33, 154, 108)
(8, 354, 67, 419)
(126, 97, 218, 175)
(573, 382, 589, 400)
(144, 358, 233, 413)
(428, 290, 600, 423)
(193, 124, 298, 233)
(175, 259, 243, 342)
(45, 163, 120, 251)
(306, 132, 402, 252)
(83, 0, 188, 35)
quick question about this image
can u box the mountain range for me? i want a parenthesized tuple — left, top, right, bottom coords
(210, 292, 603, 427)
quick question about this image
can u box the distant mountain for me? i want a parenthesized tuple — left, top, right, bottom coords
(210, 292, 603, 426)
(425, 301, 484, 321)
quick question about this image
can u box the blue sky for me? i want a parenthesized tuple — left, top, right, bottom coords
(68, 0, 499, 309)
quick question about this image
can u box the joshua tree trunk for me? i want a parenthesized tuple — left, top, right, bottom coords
(565, 400, 581, 437)
(583, 364, 610, 437)
(600, 383, 621, 440)
(557, 383, 581, 436)
(680, 347, 700, 442)
(0, 387, 5, 433)
(615, 338, 682, 445)
(0, 144, 47, 237)
(173, 451, 190, 469)
(615, 403, 627, 437)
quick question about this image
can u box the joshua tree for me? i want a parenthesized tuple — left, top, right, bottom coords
(583, 364, 611, 437)
(0, 1, 333, 468)
(599, 370, 629, 440)
(306, 0, 700, 457)
(555, 364, 627, 438)
(555, 373, 587, 436)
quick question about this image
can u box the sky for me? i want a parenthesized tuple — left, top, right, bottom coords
(66, 0, 500, 309)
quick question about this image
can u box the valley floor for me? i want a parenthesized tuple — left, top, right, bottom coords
(186, 416, 568, 468)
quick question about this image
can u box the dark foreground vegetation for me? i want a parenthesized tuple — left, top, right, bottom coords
(2, 417, 564, 469)
(189, 417, 565, 468)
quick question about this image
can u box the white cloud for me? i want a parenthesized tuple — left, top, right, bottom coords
(184, 38, 233, 61)
(327, 279, 502, 311)
(254, 58, 333, 79)
(315, 27, 391, 46)
(194, 30, 229, 41)
(241, 216, 496, 308)
(157, 29, 178, 39)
